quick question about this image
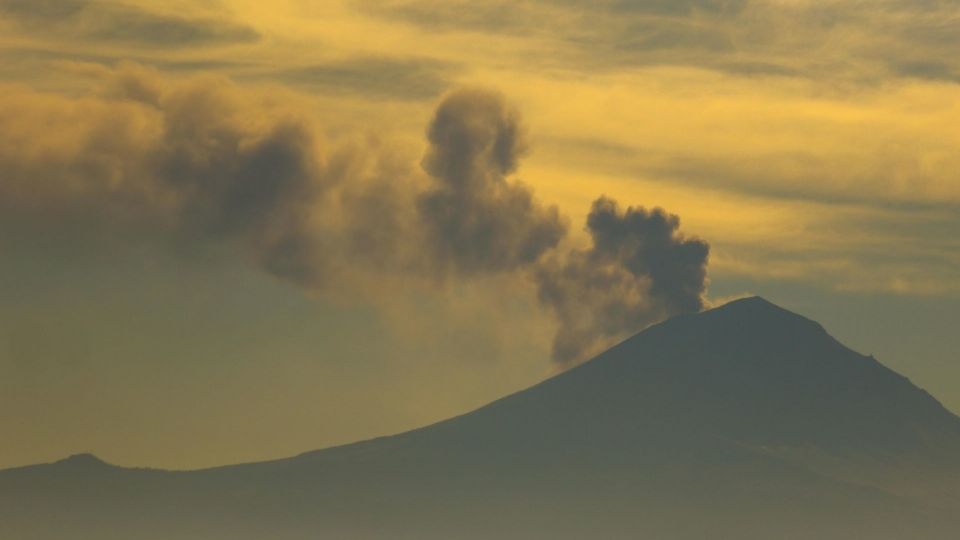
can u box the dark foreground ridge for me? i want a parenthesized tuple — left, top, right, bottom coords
(3, 297, 959, 540)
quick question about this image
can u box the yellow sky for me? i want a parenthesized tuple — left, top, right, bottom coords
(6, 0, 946, 294)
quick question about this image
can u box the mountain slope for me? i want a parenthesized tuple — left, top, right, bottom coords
(2, 297, 959, 539)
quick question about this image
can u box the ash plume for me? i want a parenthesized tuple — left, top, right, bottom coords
(417, 88, 567, 276)
(0, 66, 709, 368)
(536, 197, 709, 365)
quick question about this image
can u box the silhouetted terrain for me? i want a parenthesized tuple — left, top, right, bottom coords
(3, 297, 959, 539)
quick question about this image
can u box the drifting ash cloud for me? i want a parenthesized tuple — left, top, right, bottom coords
(418, 87, 567, 277)
(0, 62, 418, 292)
(0, 65, 709, 366)
(536, 198, 709, 365)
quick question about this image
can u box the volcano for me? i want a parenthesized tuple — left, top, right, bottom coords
(3, 297, 959, 539)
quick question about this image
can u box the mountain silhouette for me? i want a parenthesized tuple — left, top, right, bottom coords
(2, 297, 959, 539)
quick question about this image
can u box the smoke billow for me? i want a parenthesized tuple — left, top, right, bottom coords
(418, 88, 566, 276)
(0, 63, 415, 291)
(0, 66, 709, 368)
(536, 197, 709, 365)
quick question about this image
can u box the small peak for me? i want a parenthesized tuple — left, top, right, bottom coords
(695, 295, 829, 339)
(58, 453, 109, 468)
(722, 295, 774, 308)
(707, 295, 790, 317)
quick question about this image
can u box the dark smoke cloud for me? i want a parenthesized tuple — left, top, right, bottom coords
(418, 88, 567, 276)
(125, 74, 335, 290)
(536, 196, 709, 365)
(0, 67, 709, 368)
(0, 64, 413, 291)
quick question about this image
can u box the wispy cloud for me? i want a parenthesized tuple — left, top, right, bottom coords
(272, 56, 456, 100)
(0, 0, 259, 47)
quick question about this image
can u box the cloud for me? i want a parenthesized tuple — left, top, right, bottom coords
(417, 88, 567, 276)
(536, 196, 709, 365)
(1, 68, 531, 293)
(359, 0, 960, 83)
(0, 0, 86, 20)
(363, 0, 746, 32)
(357, 0, 751, 72)
(0, 0, 259, 47)
(274, 57, 455, 101)
(414, 89, 710, 361)
(355, 0, 527, 34)
(0, 63, 413, 292)
(0, 66, 711, 368)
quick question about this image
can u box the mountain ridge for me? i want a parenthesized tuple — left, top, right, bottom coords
(2, 296, 959, 539)
(16, 296, 957, 472)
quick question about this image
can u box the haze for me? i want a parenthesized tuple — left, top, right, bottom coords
(0, 0, 958, 471)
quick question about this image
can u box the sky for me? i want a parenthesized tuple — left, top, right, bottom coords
(0, 0, 958, 470)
